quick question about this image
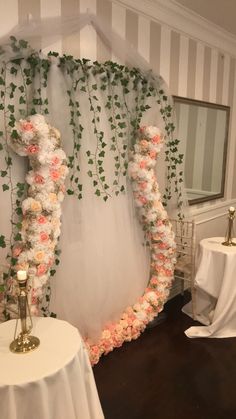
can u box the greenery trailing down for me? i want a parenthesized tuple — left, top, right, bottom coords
(0, 37, 185, 315)
(0, 37, 55, 317)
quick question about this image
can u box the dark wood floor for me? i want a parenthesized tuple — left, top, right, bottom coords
(93, 293, 236, 419)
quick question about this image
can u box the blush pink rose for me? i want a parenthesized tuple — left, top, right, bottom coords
(139, 161, 147, 169)
(13, 247, 22, 257)
(138, 196, 147, 205)
(139, 126, 146, 133)
(27, 144, 39, 154)
(149, 150, 157, 159)
(157, 253, 165, 260)
(139, 181, 148, 190)
(35, 174, 45, 184)
(50, 169, 60, 181)
(48, 257, 54, 267)
(51, 156, 60, 166)
(37, 215, 47, 224)
(150, 277, 158, 286)
(21, 121, 34, 131)
(37, 264, 48, 276)
(40, 232, 49, 242)
(152, 135, 161, 144)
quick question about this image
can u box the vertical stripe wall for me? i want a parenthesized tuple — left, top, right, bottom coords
(1, 0, 236, 202)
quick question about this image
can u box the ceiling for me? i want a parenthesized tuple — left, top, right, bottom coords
(174, 0, 236, 36)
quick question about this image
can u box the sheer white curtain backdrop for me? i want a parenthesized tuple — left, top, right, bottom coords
(0, 13, 187, 340)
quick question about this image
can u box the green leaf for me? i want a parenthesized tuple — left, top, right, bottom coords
(2, 184, 9, 191)
(88, 159, 93, 164)
(67, 189, 74, 195)
(103, 196, 108, 202)
(50, 269, 56, 276)
(0, 235, 6, 248)
(1, 170, 7, 177)
(14, 233, 22, 241)
(87, 170, 93, 177)
(95, 189, 101, 196)
(11, 129, 20, 139)
(86, 150, 91, 157)
(19, 96, 25, 104)
(15, 207, 22, 215)
(7, 104, 14, 113)
(19, 39, 28, 48)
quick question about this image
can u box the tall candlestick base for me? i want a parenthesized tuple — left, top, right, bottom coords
(9, 270, 40, 354)
(222, 207, 236, 246)
(10, 333, 40, 354)
(222, 240, 236, 246)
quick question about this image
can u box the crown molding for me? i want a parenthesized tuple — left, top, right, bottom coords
(113, 0, 236, 57)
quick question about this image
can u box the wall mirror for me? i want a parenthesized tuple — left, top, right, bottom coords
(173, 96, 230, 205)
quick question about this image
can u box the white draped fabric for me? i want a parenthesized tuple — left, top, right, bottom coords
(0, 13, 186, 340)
(0, 317, 104, 419)
(183, 237, 236, 338)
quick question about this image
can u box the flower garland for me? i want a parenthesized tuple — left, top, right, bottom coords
(9, 114, 68, 315)
(85, 126, 176, 365)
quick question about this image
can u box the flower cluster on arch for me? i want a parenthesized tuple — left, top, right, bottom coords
(86, 126, 176, 365)
(9, 114, 68, 315)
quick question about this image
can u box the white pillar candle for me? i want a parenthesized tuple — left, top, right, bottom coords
(229, 206, 235, 212)
(17, 270, 27, 281)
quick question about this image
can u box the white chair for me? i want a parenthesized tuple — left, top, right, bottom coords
(170, 218, 196, 319)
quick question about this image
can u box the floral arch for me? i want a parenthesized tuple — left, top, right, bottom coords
(0, 37, 184, 364)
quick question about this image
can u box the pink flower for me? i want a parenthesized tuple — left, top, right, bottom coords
(50, 169, 60, 181)
(37, 264, 48, 276)
(158, 242, 167, 249)
(21, 121, 35, 132)
(48, 257, 54, 267)
(27, 144, 39, 154)
(51, 156, 60, 166)
(157, 253, 166, 261)
(138, 196, 147, 205)
(150, 277, 158, 286)
(149, 150, 157, 159)
(139, 161, 147, 169)
(152, 135, 161, 144)
(139, 126, 146, 133)
(37, 215, 47, 224)
(139, 181, 148, 190)
(13, 247, 22, 257)
(35, 174, 45, 184)
(40, 232, 49, 242)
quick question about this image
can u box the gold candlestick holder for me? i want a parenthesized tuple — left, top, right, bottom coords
(222, 207, 236, 246)
(9, 271, 40, 354)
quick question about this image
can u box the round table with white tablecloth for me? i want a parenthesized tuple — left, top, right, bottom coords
(0, 317, 104, 419)
(183, 237, 236, 338)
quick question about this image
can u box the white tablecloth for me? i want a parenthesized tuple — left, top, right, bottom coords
(183, 237, 236, 338)
(0, 317, 104, 419)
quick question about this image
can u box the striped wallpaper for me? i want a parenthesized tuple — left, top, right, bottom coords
(1, 0, 236, 204)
